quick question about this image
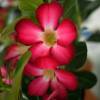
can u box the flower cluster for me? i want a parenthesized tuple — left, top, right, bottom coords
(24, 56, 78, 100)
(15, 2, 78, 100)
(0, 2, 78, 100)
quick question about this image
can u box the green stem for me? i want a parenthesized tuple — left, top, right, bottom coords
(6, 51, 31, 100)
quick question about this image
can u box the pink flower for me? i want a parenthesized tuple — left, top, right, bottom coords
(24, 56, 78, 99)
(4, 44, 29, 60)
(4, 44, 29, 70)
(4, 44, 20, 61)
(43, 90, 67, 100)
(0, 66, 7, 78)
(15, 2, 77, 65)
(0, 66, 12, 85)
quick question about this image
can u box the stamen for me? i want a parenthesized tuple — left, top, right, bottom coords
(43, 29, 56, 46)
(43, 69, 55, 80)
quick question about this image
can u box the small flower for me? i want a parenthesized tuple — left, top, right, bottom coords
(24, 56, 78, 99)
(0, 66, 12, 85)
(4, 44, 29, 70)
(4, 44, 29, 60)
(15, 2, 77, 65)
(4, 44, 20, 61)
(0, 66, 7, 78)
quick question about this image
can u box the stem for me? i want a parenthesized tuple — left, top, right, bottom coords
(5, 51, 31, 100)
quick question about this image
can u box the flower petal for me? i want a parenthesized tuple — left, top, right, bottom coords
(56, 19, 77, 47)
(51, 78, 67, 99)
(43, 90, 65, 100)
(28, 77, 50, 96)
(30, 43, 50, 61)
(51, 44, 75, 65)
(36, 2, 63, 30)
(34, 56, 58, 69)
(4, 44, 20, 60)
(55, 70, 78, 91)
(15, 18, 42, 45)
(24, 63, 43, 77)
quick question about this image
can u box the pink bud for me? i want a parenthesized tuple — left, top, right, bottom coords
(0, 66, 7, 78)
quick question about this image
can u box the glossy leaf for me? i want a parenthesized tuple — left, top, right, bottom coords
(67, 42, 87, 71)
(76, 71, 97, 89)
(62, 0, 81, 26)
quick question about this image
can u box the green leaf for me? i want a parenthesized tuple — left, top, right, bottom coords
(62, 0, 81, 27)
(68, 88, 85, 100)
(0, 17, 23, 46)
(6, 51, 31, 100)
(67, 42, 87, 71)
(18, 0, 43, 18)
(76, 71, 97, 89)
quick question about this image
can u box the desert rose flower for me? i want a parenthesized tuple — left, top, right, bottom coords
(4, 44, 29, 70)
(24, 56, 78, 99)
(4, 44, 21, 61)
(4, 44, 29, 60)
(15, 2, 77, 65)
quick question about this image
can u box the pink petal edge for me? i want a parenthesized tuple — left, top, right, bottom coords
(28, 77, 50, 96)
(36, 2, 63, 30)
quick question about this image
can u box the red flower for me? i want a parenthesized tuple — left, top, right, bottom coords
(15, 2, 77, 65)
(24, 56, 78, 99)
